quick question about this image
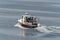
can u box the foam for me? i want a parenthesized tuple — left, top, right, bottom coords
(14, 23, 60, 33)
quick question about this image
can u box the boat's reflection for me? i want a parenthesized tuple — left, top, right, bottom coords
(17, 28, 40, 37)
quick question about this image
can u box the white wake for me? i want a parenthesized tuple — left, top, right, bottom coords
(14, 23, 60, 33)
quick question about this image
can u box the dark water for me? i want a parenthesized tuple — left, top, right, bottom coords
(0, 0, 60, 40)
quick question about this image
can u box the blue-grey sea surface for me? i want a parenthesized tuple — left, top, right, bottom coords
(0, 0, 60, 40)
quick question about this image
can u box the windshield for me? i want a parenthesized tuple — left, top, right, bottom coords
(25, 17, 36, 23)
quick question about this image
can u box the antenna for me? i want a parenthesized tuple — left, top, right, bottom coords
(25, 12, 29, 15)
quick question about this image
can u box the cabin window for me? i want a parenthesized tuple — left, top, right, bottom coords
(25, 17, 36, 23)
(22, 16, 23, 18)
